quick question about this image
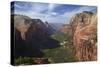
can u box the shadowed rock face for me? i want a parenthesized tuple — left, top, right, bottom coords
(70, 11, 97, 61)
(12, 14, 60, 58)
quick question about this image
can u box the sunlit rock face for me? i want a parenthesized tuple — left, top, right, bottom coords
(70, 11, 97, 61)
(14, 15, 32, 40)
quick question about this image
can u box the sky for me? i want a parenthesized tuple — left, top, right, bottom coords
(11, 1, 97, 23)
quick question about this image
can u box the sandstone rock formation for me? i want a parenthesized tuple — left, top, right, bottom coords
(14, 15, 32, 40)
(59, 24, 71, 34)
(70, 11, 97, 61)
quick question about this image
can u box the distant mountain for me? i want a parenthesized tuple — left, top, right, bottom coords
(49, 23, 64, 31)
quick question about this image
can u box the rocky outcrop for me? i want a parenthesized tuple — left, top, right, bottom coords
(70, 11, 97, 61)
(14, 14, 32, 40)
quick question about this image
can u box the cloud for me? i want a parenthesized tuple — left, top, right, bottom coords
(14, 3, 22, 9)
(63, 6, 97, 23)
(46, 15, 67, 23)
(48, 4, 59, 12)
(13, 1, 97, 24)
(13, 2, 33, 11)
(51, 12, 59, 16)
(64, 6, 97, 16)
(31, 3, 48, 13)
